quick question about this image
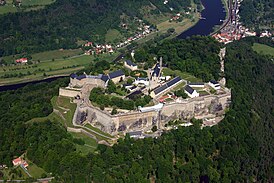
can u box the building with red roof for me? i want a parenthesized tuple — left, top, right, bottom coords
(16, 58, 28, 63)
(12, 157, 22, 166)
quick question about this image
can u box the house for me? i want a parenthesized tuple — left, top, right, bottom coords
(134, 77, 149, 86)
(128, 85, 137, 92)
(188, 82, 205, 88)
(12, 157, 22, 166)
(208, 80, 221, 90)
(184, 85, 199, 98)
(151, 63, 161, 81)
(16, 58, 28, 63)
(84, 42, 93, 47)
(139, 103, 164, 112)
(127, 131, 144, 139)
(108, 70, 125, 83)
(150, 76, 182, 98)
(124, 60, 138, 71)
(12, 157, 28, 168)
(22, 161, 29, 169)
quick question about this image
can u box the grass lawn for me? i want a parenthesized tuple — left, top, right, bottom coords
(53, 96, 76, 127)
(0, 0, 55, 14)
(252, 43, 274, 57)
(25, 158, 47, 179)
(70, 132, 98, 155)
(105, 29, 124, 43)
(162, 68, 201, 83)
(85, 123, 113, 138)
(0, 52, 118, 85)
(22, 0, 55, 6)
(172, 81, 186, 91)
(31, 49, 84, 62)
(0, 1, 17, 14)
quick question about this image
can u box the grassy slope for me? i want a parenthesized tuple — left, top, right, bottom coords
(69, 132, 98, 155)
(252, 43, 274, 57)
(162, 68, 201, 83)
(0, 0, 55, 14)
(105, 29, 124, 43)
(0, 52, 118, 85)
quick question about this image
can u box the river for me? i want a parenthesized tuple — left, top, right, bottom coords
(178, 0, 226, 39)
(0, 0, 226, 92)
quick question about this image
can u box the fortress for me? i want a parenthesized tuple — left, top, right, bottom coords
(73, 91, 231, 135)
(59, 56, 231, 136)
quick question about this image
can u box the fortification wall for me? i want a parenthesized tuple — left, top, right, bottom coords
(114, 111, 158, 133)
(59, 88, 81, 98)
(70, 78, 106, 88)
(75, 92, 231, 135)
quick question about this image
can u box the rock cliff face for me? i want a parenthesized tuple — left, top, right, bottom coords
(75, 92, 231, 135)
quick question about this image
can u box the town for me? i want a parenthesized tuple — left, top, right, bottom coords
(212, 0, 272, 44)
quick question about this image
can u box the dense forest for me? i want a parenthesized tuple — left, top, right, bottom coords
(240, 0, 273, 31)
(0, 0, 194, 57)
(134, 36, 222, 81)
(0, 37, 273, 182)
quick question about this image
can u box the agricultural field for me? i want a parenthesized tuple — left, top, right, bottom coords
(21, 0, 55, 6)
(252, 43, 274, 57)
(0, 0, 55, 14)
(0, 0, 17, 14)
(0, 51, 119, 85)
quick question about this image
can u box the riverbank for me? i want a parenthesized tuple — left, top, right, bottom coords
(178, 0, 226, 39)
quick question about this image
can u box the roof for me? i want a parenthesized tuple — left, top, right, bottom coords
(128, 131, 142, 136)
(154, 85, 168, 95)
(12, 157, 22, 164)
(109, 70, 125, 79)
(185, 85, 195, 94)
(101, 75, 109, 82)
(137, 77, 148, 81)
(189, 82, 204, 86)
(139, 103, 164, 112)
(152, 63, 161, 77)
(125, 60, 137, 67)
(153, 76, 182, 95)
(70, 74, 86, 80)
(210, 80, 218, 85)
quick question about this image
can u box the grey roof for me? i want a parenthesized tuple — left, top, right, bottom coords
(109, 70, 125, 79)
(154, 85, 168, 95)
(137, 77, 148, 81)
(101, 75, 109, 82)
(153, 76, 182, 95)
(152, 63, 161, 77)
(70, 74, 86, 80)
(127, 131, 142, 136)
(210, 80, 218, 85)
(167, 76, 181, 87)
(189, 82, 204, 86)
(125, 60, 137, 66)
(185, 85, 194, 94)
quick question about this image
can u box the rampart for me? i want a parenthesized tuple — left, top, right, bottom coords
(59, 88, 81, 98)
(75, 92, 231, 135)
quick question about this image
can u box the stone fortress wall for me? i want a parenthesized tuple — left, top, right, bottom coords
(75, 92, 231, 135)
(70, 77, 106, 88)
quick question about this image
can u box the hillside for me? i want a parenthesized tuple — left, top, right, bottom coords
(239, 0, 274, 31)
(0, 0, 197, 57)
(0, 37, 273, 182)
